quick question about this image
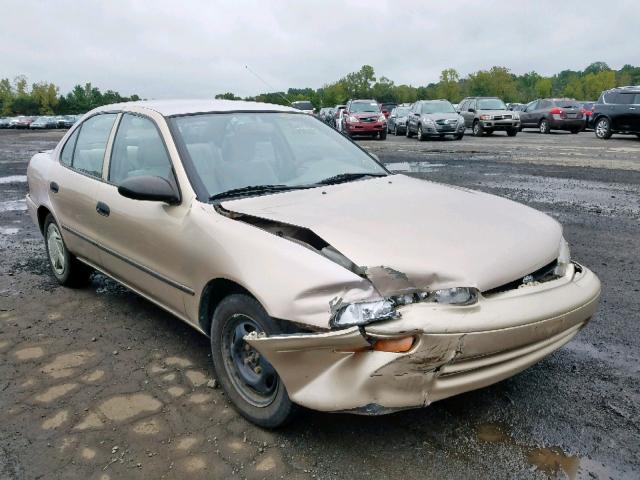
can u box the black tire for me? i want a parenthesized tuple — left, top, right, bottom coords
(506, 128, 518, 137)
(472, 120, 483, 137)
(594, 117, 612, 139)
(210, 294, 298, 428)
(394, 124, 401, 136)
(406, 124, 413, 138)
(43, 214, 91, 287)
(416, 124, 424, 141)
(570, 129, 580, 134)
(539, 119, 551, 134)
(484, 129, 494, 136)
(379, 130, 387, 140)
(454, 132, 464, 140)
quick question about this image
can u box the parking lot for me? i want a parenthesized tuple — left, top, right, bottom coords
(1, 128, 639, 479)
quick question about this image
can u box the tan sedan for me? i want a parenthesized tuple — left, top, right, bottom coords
(26, 100, 601, 427)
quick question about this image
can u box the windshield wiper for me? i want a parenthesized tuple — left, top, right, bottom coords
(209, 184, 310, 201)
(317, 172, 387, 186)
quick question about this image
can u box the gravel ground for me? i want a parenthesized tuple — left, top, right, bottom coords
(0, 128, 638, 480)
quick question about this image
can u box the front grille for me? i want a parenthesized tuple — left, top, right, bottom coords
(492, 114, 512, 120)
(483, 260, 559, 296)
(360, 116, 377, 123)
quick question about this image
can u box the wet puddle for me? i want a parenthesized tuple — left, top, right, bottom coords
(475, 422, 590, 479)
(0, 175, 27, 184)
(387, 161, 448, 173)
(0, 199, 27, 212)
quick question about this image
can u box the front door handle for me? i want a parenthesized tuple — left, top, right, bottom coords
(50, 182, 59, 193)
(96, 201, 110, 217)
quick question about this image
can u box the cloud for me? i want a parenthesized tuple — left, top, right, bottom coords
(0, 0, 637, 98)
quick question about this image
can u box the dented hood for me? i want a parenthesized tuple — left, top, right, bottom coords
(222, 174, 562, 292)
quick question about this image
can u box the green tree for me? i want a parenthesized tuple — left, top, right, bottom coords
(535, 78, 553, 98)
(215, 92, 241, 100)
(435, 68, 461, 102)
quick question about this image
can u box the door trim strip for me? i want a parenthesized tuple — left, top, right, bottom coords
(61, 224, 195, 296)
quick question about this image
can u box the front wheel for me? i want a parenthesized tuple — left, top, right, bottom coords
(379, 130, 387, 140)
(394, 124, 401, 136)
(43, 214, 91, 287)
(210, 294, 297, 428)
(454, 132, 464, 140)
(406, 124, 413, 138)
(416, 124, 424, 141)
(595, 118, 612, 139)
(506, 128, 518, 137)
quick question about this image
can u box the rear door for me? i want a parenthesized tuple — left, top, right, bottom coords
(521, 101, 538, 126)
(614, 92, 640, 131)
(49, 113, 118, 266)
(95, 112, 192, 317)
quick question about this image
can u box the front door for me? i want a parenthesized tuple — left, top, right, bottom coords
(94, 113, 192, 317)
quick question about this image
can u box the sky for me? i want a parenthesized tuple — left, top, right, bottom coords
(1, 0, 638, 99)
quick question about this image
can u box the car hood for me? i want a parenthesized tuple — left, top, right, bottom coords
(478, 109, 511, 115)
(423, 112, 460, 120)
(222, 175, 562, 293)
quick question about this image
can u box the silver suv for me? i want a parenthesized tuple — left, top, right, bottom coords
(405, 100, 466, 141)
(458, 97, 520, 137)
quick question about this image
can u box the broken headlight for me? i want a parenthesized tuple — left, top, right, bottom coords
(331, 299, 397, 328)
(554, 237, 571, 277)
(392, 287, 478, 307)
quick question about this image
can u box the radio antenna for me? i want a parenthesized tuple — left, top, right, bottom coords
(244, 65, 292, 105)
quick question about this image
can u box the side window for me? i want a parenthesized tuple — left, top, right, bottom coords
(526, 101, 538, 111)
(60, 128, 79, 166)
(459, 100, 468, 111)
(469, 100, 477, 111)
(109, 114, 174, 185)
(72, 114, 117, 178)
(603, 92, 619, 104)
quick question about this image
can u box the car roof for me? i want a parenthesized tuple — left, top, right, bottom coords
(609, 86, 640, 93)
(91, 99, 300, 117)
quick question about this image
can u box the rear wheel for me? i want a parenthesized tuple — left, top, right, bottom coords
(506, 128, 518, 137)
(406, 123, 413, 138)
(210, 294, 297, 428)
(472, 120, 483, 137)
(43, 214, 91, 287)
(595, 117, 612, 139)
(539, 119, 551, 134)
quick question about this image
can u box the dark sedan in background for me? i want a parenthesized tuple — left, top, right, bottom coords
(520, 98, 585, 134)
(387, 105, 411, 135)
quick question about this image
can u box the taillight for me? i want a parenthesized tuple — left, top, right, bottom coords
(549, 107, 563, 115)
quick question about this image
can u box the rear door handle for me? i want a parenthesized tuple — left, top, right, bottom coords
(96, 201, 110, 217)
(49, 182, 59, 193)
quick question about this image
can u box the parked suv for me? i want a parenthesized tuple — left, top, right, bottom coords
(520, 98, 584, 134)
(406, 100, 465, 140)
(342, 99, 387, 140)
(591, 86, 640, 140)
(458, 97, 520, 136)
(387, 104, 411, 135)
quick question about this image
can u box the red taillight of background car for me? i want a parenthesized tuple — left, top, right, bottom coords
(549, 107, 563, 115)
(580, 108, 592, 117)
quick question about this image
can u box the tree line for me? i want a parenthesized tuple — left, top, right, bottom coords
(217, 62, 640, 107)
(0, 76, 141, 116)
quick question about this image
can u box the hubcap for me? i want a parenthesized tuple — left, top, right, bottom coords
(222, 314, 277, 407)
(46, 223, 66, 276)
(540, 121, 547, 133)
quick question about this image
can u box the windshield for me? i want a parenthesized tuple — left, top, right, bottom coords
(422, 101, 456, 114)
(478, 98, 507, 110)
(350, 102, 380, 113)
(170, 113, 387, 199)
(396, 107, 410, 116)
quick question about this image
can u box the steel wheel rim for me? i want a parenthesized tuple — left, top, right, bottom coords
(46, 223, 66, 276)
(418, 125, 422, 139)
(540, 121, 547, 133)
(473, 122, 479, 134)
(221, 314, 278, 407)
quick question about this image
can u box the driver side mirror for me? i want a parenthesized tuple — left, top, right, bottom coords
(118, 175, 180, 205)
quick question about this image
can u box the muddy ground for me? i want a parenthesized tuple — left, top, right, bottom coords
(0, 128, 639, 479)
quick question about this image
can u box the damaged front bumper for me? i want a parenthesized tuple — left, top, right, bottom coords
(246, 264, 600, 414)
